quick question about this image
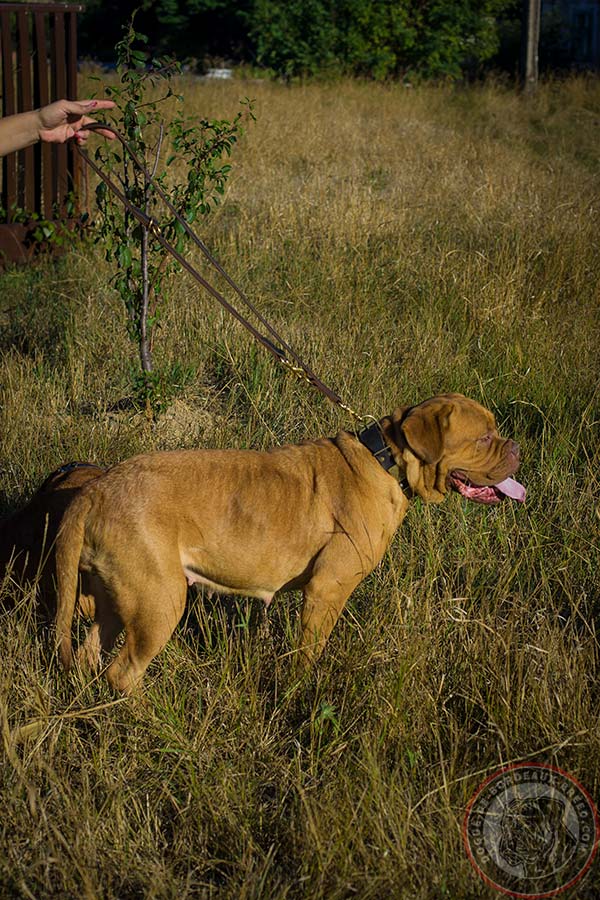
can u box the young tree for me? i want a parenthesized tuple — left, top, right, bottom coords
(92, 16, 253, 414)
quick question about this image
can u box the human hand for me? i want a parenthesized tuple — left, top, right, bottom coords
(37, 99, 117, 146)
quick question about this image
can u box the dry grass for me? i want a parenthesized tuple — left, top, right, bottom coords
(0, 75, 599, 898)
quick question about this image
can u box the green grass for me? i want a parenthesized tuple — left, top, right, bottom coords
(1, 76, 599, 898)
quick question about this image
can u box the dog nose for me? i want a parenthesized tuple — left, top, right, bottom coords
(508, 440, 520, 459)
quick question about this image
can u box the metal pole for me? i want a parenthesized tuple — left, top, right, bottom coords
(521, 0, 541, 92)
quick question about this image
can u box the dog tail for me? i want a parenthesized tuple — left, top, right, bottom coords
(54, 491, 92, 672)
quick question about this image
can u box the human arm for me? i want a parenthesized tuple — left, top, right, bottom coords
(0, 99, 116, 157)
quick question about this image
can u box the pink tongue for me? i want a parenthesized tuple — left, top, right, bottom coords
(494, 477, 526, 502)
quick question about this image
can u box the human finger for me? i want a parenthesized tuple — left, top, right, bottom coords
(63, 98, 116, 116)
(74, 116, 116, 141)
(73, 128, 90, 145)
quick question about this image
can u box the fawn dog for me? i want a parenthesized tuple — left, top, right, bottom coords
(55, 395, 524, 692)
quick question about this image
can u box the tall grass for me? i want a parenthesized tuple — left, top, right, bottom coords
(0, 76, 599, 898)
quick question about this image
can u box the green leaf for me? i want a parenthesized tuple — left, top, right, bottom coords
(118, 245, 132, 268)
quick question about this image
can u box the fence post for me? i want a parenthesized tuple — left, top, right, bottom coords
(0, 1, 85, 265)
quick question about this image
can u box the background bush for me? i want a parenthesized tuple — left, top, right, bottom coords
(78, 0, 520, 80)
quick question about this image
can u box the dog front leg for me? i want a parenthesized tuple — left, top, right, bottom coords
(298, 569, 362, 669)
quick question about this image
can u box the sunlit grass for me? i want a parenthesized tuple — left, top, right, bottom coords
(0, 75, 599, 898)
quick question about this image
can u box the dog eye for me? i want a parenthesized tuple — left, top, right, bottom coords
(477, 434, 493, 445)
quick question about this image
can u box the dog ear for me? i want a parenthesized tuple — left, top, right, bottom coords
(379, 406, 410, 459)
(400, 401, 454, 464)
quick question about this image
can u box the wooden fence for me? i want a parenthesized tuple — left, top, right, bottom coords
(0, 1, 84, 264)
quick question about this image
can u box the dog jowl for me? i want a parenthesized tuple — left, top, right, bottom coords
(54, 394, 524, 693)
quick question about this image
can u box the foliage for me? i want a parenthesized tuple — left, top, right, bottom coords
(78, 0, 517, 81)
(249, 0, 340, 79)
(78, 0, 252, 66)
(404, 0, 514, 79)
(92, 14, 253, 413)
(249, 0, 514, 80)
(0, 193, 83, 250)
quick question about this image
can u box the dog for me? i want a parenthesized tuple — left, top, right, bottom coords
(0, 462, 104, 619)
(55, 394, 525, 692)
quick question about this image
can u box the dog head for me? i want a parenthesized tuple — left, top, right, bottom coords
(381, 393, 525, 504)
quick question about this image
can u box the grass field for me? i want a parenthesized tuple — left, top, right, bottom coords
(1, 75, 599, 898)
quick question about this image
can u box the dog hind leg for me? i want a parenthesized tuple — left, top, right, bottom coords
(76, 575, 122, 671)
(77, 616, 123, 672)
(105, 576, 187, 694)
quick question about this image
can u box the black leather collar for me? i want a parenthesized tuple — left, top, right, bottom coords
(358, 422, 396, 471)
(357, 422, 412, 496)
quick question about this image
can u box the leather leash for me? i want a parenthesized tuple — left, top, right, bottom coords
(75, 123, 363, 422)
(75, 125, 410, 490)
